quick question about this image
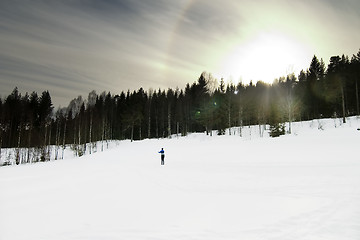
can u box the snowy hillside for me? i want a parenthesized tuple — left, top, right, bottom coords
(1, 117, 360, 240)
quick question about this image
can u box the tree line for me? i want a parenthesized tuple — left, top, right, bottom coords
(1, 49, 359, 164)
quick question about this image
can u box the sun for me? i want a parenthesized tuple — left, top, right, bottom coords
(216, 31, 311, 84)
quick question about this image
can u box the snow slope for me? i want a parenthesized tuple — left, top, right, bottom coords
(1, 118, 360, 240)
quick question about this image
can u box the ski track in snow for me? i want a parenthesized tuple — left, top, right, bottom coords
(1, 117, 360, 240)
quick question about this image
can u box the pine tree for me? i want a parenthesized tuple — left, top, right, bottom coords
(269, 104, 285, 138)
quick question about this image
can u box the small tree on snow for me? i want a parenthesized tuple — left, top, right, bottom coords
(269, 104, 285, 138)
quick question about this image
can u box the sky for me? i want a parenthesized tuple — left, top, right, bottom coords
(1, 0, 360, 107)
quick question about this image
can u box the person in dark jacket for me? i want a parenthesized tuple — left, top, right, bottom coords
(159, 148, 165, 165)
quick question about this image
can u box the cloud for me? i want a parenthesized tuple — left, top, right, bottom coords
(0, 0, 182, 106)
(0, 0, 359, 106)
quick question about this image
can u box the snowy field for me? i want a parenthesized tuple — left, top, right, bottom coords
(1, 117, 360, 240)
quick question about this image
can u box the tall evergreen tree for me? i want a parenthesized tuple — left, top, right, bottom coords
(325, 55, 348, 123)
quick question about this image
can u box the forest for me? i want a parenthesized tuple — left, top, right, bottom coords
(1, 50, 360, 164)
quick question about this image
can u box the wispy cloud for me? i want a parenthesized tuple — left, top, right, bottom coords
(0, 0, 359, 106)
(0, 0, 181, 106)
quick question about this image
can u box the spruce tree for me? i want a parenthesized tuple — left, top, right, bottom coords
(269, 104, 285, 138)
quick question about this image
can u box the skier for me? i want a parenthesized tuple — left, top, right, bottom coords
(158, 148, 165, 165)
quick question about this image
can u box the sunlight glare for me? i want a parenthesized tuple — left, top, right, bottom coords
(217, 31, 311, 84)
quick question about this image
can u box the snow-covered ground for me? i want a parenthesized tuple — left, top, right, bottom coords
(1, 117, 360, 240)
